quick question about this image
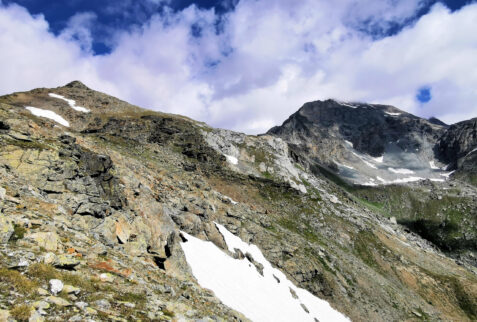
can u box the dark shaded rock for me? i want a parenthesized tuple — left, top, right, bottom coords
(0, 120, 10, 130)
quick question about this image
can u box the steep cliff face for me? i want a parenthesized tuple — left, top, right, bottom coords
(0, 82, 476, 321)
(437, 117, 477, 184)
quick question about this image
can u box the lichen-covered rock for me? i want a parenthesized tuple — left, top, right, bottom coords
(26, 232, 60, 251)
(0, 214, 14, 243)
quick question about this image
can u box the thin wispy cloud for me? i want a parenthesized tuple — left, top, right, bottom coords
(0, 0, 476, 133)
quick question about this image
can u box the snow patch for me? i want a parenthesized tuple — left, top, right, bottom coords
(429, 161, 439, 169)
(344, 140, 354, 148)
(384, 112, 401, 116)
(372, 155, 384, 163)
(377, 176, 387, 183)
(25, 106, 69, 127)
(181, 224, 349, 322)
(391, 177, 423, 183)
(49, 93, 90, 113)
(224, 154, 238, 165)
(362, 181, 378, 186)
(225, 195, 238, 205)
(336, 162, 354, 170)
(440, 170, 455, 178)
(388, 167, 414, 174)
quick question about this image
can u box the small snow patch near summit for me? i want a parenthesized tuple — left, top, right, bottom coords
(49, 93, 90, 113)
(385, 112, 401, 116)
(181, 224, 348, 322)
(25, 106, 69, 127)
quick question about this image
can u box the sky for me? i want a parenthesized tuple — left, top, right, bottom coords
(0, 0, 476, 133)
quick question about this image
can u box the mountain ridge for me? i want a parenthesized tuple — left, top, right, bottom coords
(0, 82, 476, 321)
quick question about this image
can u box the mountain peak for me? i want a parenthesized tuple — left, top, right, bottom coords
(64, 80, 90, 90)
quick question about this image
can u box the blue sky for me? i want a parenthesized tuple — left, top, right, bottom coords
(0, 0, 476, 132)
(2, 0, 471, 54)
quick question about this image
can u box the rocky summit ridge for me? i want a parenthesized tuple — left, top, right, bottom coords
(0, 81, 476, 321)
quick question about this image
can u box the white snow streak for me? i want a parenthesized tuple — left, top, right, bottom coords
(362, 159, 378, 169)
(224, 154, 239, 165)
(464, 147, 477, 158)
(181, 224, 348, 322)
(25, 106, 69, 127)
(337, 101, 357, 109)
(384, 112, 401, 116)
(49, 93, 90, 113)
(388, 167, 414, 174)
(344, 140, 354, 148)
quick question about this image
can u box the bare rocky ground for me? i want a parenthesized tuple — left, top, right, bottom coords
(0, 81, 476, 321)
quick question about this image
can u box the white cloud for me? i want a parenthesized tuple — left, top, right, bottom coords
(0, 0, 476, 134)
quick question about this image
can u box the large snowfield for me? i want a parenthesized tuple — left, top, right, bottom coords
(181, 223, 349, 322)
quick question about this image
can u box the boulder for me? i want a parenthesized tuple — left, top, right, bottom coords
(27, 232, 60, 251)
(0, 214, 14, 243)
(47, 296, 72, 307)
(53, 255, 80, 269)
(115, 217, 131, 244)
(49, 279, 64, 295)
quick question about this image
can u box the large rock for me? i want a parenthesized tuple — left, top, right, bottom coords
(0, 214, 14, 243)
(27, 232, 60, 251)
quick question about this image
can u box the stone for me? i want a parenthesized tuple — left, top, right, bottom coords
(99, 273, 115, 283)
(37, 288, 49, 296)
(29, 311, 45, 322)
(0, 309, 10, 321)
(93, 299, 111, 310)
(49, 279, 64, 295)
(0, 187, 6, 200)
(43, 252, 56, 265)
(68, 315, 83, 322)
(47, 296, 72, 307)
(27, 232, 60, 252)
(41, 181, 65, 194)
(32, 300, 50, 310)
(53, 255, 80, 269)
(63, 285, 80, 295)
(390, 217, 397, 224)
(75, 302, 88, 310)
(0, 214, 14, 243)
(115, 217, 131, 244)
(84, 307, 97, 315)
(9, 132, 32, 142)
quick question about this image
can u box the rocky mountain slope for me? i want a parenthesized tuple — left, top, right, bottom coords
(0, 82, 476, 321)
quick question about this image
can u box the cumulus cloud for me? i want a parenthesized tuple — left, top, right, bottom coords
(0, 0, 476, 134)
